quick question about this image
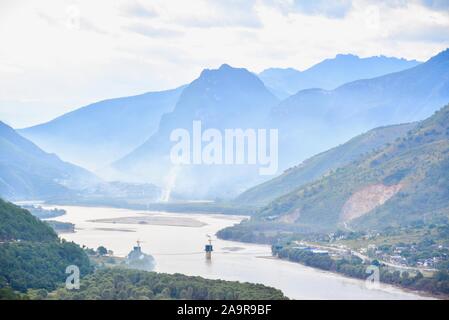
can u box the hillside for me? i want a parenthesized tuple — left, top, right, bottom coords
(0, 121, 99, 200)
(272, 48, 449, 169)
(19, 87, 184, 170)
(235, 122, 416, 206)
(254, 103, 449, 231)
(0, 199, 92, 292)
(259, 54, 420, 95)
(0, 198, 56, 241)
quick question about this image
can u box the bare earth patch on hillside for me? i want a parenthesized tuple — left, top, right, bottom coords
(341, 183, 403, 221)
(278, 208, 301, 223)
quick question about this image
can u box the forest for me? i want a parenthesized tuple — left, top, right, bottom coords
(50, 268, 287, 300)
(0, 198, 93, 293)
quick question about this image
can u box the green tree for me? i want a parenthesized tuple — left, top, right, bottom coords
(96, 246, 108, 256)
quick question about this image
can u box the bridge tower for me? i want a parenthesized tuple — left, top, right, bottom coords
(205, 235, 213, 260)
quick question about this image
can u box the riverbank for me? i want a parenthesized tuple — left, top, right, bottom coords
(45, 198, 256, 216)
(271, 243, 448, 299)
(260, 255, 439, 300)
(216, 222, 449, 299)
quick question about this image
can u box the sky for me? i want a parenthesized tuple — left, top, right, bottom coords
(0, 0, 448, 128)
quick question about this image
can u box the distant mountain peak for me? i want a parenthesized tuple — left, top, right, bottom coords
(333, 53, 419, 63)
(0, 121, 10, 130)
(196, 64, 268, 91)
(199, 63, 244, 78)
(201, 63, 248, 76)
(334, 53, 359, 60)
(219, 63, 233, 70)
(0, 121, 19, 145)
(260, 67, 301, 74)
(428, 48, 449, 63)
(258, 53, 421, 95)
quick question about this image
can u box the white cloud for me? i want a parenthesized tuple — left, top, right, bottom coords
(125, 23, 183, 38)
(170, 0, 263, 28)
(0, 0, 448, 127)
(120, 1, 158, 19)
(292, 0, 353, 18)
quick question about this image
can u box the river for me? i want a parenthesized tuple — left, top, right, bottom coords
(45, 205, 429, 300)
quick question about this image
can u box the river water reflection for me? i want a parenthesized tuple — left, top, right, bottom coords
(48, 205, 429, 300)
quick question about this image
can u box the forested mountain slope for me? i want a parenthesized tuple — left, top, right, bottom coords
(256, 104, 449, 231)
(236, 122, 416, 206)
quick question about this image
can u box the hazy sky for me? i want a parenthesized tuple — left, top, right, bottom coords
(1, 0, 448, 128)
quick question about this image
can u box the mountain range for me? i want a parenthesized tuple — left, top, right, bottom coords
(259, 54, 420, 96)
(19, 87, 184, 170)
(0, 121, 164, 202)
(273, 48, 449, 169)
(114, 51, 447, 198)
(8, 49, 449, 200)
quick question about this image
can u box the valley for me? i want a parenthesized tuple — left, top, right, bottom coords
(1, 48, 449, 301)
(2, 1, 449, 305)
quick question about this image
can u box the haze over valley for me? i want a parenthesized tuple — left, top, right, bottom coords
(2, 0, 449, 301)
(12, 49, 449, 200)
